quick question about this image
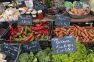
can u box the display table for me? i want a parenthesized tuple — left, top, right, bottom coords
(33, 14, 94, 22)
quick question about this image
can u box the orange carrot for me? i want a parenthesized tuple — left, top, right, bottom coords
(76, 36, 79, 42)
(81, 32, 87, 38)
(83, 29, 89, 37)
(90, 23, 93, 28)
(88, 32, 94, 37)
(76, 26, 82, 30)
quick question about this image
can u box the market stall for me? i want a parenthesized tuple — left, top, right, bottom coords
(0, 0, 94, 62)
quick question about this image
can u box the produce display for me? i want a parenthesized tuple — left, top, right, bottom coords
(68, 8, 87, 15)
(1, 0, 94, 62)
(17, 42, 94, 62)
(17, 48, 52, 62)
(54, 24, 94, 42)
(8, 22, 49, 43)
(47, 7, 66, 15)
(52, 42, 94, 62)
(0, 7, 20, 22)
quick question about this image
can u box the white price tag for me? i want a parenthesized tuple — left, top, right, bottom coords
(25, 0, 33, 9)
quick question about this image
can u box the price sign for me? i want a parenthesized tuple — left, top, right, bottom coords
(25, 0, 33, 9)
(53, 0, 64, 7)
(33, 1, 48, 12)
(51, 36, 76, 54)
(2, 43, 20, 59)
(74, 1, 83, 9)
(55, 14, 70, 28)
(18, 15, 32, 25)
(23, 41, 42, 53)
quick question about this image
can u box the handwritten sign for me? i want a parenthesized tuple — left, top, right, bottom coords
(53, 0, 64, 7)
(25, 0, 33, 9)
(23, 41, 42, 53)
(55, 14, 70, 28)
(33, 1, 48, 12)
(74, 2, 83, 9)
(51, 36, 76, 54)
(2, 43, 20, 59)
(18, 15, 32, 25)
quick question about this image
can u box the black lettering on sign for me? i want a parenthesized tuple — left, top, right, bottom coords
(55, 14, 70, 28)
(23, 41, 42, 53)
(51, 36, 76, 54)
(18, 15, 32, 25)
(2, 43, 20, 59)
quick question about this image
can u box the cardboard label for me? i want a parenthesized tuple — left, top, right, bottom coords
(18, 15, 32, 25)
(51, 36, 76, 54)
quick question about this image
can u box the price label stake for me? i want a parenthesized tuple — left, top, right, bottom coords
(23, 41, 42, 53)
(18, 15, 32, 25)
(51, 36, 76, 54)
(55, 14, 70, 28)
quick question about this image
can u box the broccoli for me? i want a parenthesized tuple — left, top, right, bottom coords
(17, 52, 29, 62)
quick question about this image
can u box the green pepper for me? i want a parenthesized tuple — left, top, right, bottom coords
(19, 38, 25, 41)
(13, 38, 20, 41)
(44, 35, 47, 39)
(27, 26, 31, 31)
(24, 26, 28, 35)
(17, 27, 24, 35)
(41, 34, 45, 39)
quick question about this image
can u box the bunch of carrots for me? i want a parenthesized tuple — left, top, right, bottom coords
(54, 24, 94, 43)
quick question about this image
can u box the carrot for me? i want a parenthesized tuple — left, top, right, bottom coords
(55, 27, 61, 32)
(90, 23, 93, 28)
(85, 38, 90, 43)
(60, 27, 66, 31)
(76, 36, 79, 42)
(62, 31, 67, 35)
(88, 32, 94, 37)
(91, 39, 94, 42)
(58, 34, 64, 38)
(83, 29, 89, 37)
(83, 38, 87, 42)
(77, 29, 81, 36)
(81, 32, 87, 38)
(76, 26, 82, 30)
